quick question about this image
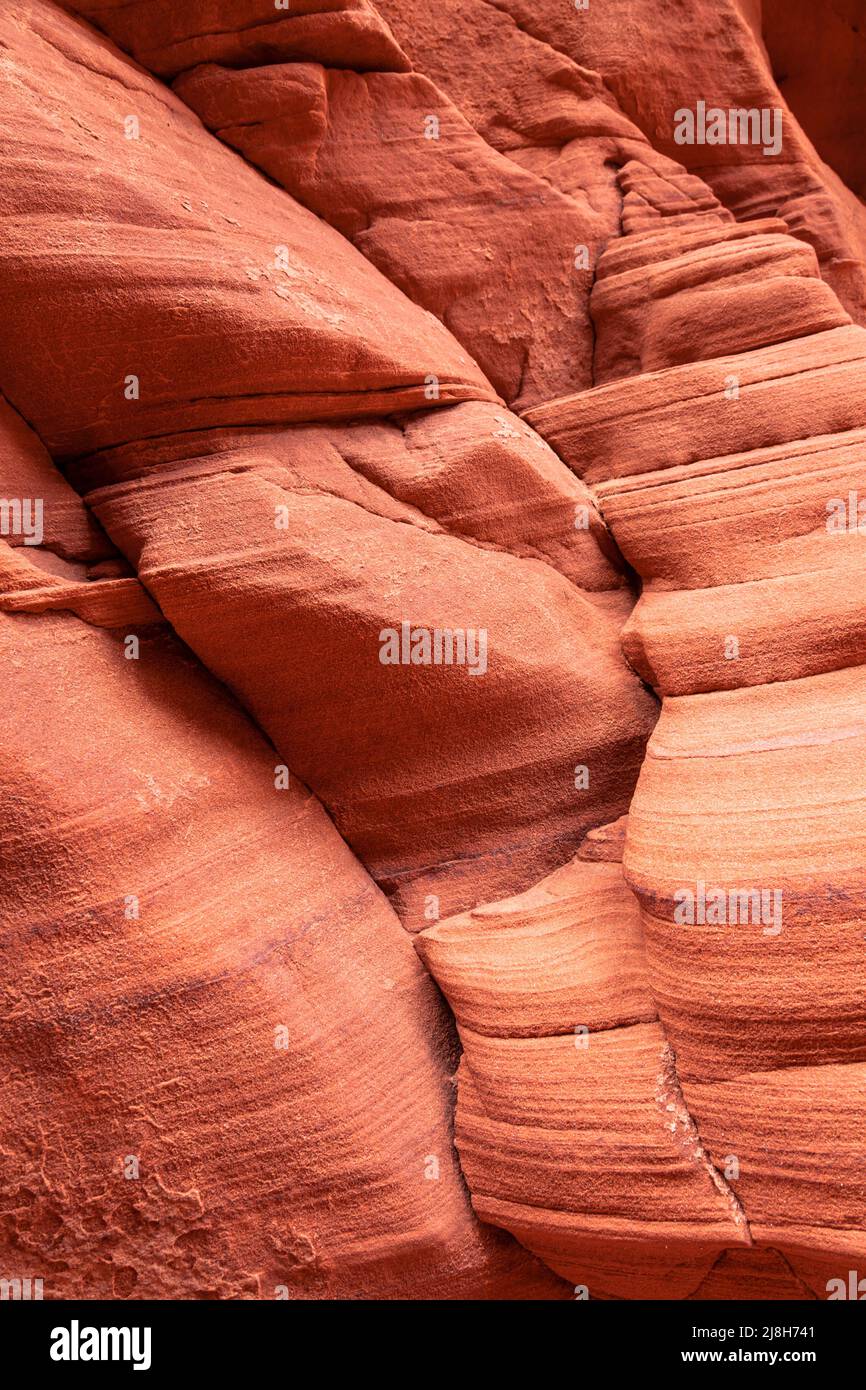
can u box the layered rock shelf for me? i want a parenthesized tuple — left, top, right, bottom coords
(1, 0, 863, 1302)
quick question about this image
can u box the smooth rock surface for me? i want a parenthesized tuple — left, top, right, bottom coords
(522, 158, 866, 1297)
(3, 0, 864, 1303)
(0, 396, 566, 1300)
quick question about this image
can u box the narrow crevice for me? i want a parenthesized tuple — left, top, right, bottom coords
(655, 1039, 754, 1245)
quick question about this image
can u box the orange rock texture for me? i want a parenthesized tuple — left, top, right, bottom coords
(0, 0, 863, 1300)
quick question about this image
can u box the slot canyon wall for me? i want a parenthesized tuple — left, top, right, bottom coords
(0, 0, 863, 1300)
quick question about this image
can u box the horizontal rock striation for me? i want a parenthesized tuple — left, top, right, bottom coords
(77, 415, 654, 928)
(0, 1, 657, 933)
(416, 831, 779, 1299)
(522, 161, 866, 1297)
(2, 0, 863, 1303)
(484, 0, 866, 323)
(2, 2, 497, 458)
(0, 382, 570, 1301)
(1, 0, 657, 1301)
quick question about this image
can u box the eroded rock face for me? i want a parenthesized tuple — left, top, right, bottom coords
(0, 373, 567, 1303)
(520, 163, 866, 1297)
(1, 2, 495, 458)
(2, 0, 864, 1301)
(483, 0, 866, 323)
(762, 0, 866, 202)
(65, 0, 412, 78)
(174, 60, 599, 408)
(76, 419, 652, 928)
(417, 837, 756, 1299)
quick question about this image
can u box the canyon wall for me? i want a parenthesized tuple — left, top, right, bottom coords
(1, 0, 863, 1300)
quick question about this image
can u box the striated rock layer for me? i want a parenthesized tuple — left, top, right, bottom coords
(520, 162, 866, 1297)
(1, 0, 864, 1302)
(482, 0, 866, 323)
(1, 0, 648, 1300)
(0, 362, 568, 1302)
(1, 1, 655, 933)
(77, 417, 653, 929)
(3, 1, 496, 457)
(418, 832, 761, 1299)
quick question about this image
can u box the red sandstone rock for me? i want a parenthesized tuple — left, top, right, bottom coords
(763, 0, 866, 202)
(1, 2, 495, 458)
(485, 0, 866, 322)
(67, 0, 412, 78)
(416, 848, 753, 1299)
(0, 392, 566, 1301)
(521, 158, 866, 1297)
(80, 420, 653, 928)
(374, 0, 685, 217)
(2, 0, 865, 1306)
(174, 60, 600, 407)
